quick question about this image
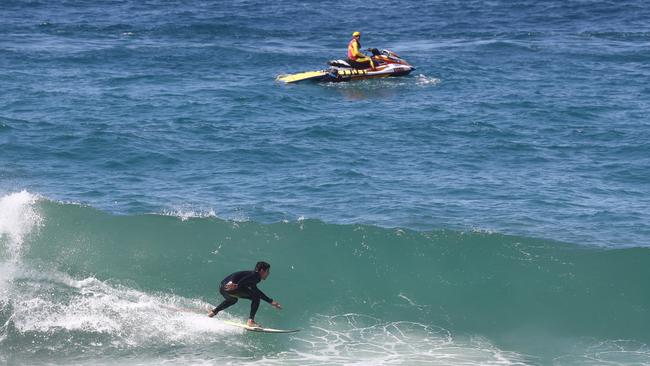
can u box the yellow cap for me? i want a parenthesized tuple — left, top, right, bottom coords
(352, 31, 361, 37)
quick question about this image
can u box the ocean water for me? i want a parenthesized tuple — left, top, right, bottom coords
(1, 0, 650, 365)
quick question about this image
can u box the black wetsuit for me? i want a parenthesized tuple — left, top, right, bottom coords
(212, 270, 273, 319)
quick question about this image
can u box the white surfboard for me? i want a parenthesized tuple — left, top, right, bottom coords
(222, 320, 300, 334)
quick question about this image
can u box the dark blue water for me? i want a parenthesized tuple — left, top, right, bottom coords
(3, 0, 650, 247)
(2, 1, 650, 364)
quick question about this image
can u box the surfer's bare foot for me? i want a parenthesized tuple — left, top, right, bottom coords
(208, 310, 216, 318)
(247, 319, 260, 328)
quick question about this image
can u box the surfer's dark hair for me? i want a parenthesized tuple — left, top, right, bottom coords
(255, 261, 270, 272)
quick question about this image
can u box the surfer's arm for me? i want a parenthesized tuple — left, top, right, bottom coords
(253, 286, 273, 304)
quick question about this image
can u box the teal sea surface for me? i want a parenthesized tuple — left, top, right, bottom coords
(1, 0, 650, 364)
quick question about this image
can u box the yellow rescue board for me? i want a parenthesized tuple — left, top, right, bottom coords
(276, 70, 328, 84)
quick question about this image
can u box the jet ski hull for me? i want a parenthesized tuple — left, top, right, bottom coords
(277, 65, 414, 84)
(276, 48, 415, 84)
(327, 64, 414, 82)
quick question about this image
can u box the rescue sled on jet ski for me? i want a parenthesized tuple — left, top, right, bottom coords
(276, 48, 415, 84)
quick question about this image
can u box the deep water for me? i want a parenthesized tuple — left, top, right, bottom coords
(2, 0, 650, 364)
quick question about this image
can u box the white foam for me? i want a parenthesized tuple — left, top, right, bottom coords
(415, 74, 441, 86)
(553, 339, 650, 365)
(0, 190, 42, 263)
(160, 208, 218, 221)
(5, 264, 531, 365)
(9, 267, 241, 348)
(243, 314, 529, 365)
(159, 207, 252, 223)
(0, 191, 42, 307)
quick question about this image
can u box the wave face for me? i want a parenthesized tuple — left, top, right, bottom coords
(2, 193, 649, 365)
(2, 0, 650, 250)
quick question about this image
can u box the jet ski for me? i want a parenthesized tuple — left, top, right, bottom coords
(276, 48, 415, 84)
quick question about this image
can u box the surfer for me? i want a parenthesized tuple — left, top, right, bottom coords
(208, 261, 282, 327)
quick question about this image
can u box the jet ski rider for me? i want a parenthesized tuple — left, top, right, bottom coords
(347, 31, 376, 70)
